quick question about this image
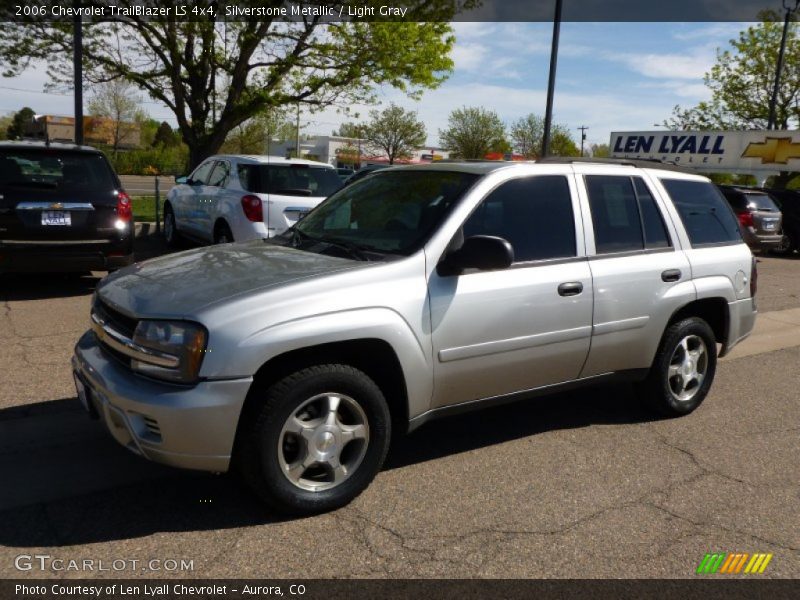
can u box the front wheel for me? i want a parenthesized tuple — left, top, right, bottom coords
(638, 317, 717, 417)
(238, 364, 391, 515)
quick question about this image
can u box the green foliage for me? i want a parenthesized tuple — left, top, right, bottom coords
(107, 144, 189, 176)
(0, 114, 13, 140)
(6, 106, 35, 140)
(220, 110, 296, 155)
(86, 80, 148, 155)
(439, 106, 508, 159)
(590, 143, 611, 158)
(0, 1, 473, 169)
(509, 114, 578, 158)
(362, 103, 426, 164)
(664, 17, 799, 130)
(152, 121, 179, 148)
(334, 122, 367, 138)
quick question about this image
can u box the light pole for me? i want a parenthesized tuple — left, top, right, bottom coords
(767, 0, 799, 130)
(73, 1, 83, 145)
(541, 0, 563, 157)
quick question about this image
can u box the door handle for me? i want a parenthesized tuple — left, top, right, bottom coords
(661, 269, 682, 282)
(558, 282, 583, 297)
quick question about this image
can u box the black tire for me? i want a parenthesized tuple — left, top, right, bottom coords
(238, 364, 391, 515)
(638, 317, 717, 417)
(770, 233, 796, 256)
(163, 205, 182, 248)
(214, 221, 234, 244)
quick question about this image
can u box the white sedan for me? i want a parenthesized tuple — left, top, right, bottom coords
(164, 155, 342, 245)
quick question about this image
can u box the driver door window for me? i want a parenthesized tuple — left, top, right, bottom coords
(462, 175, 577, 263)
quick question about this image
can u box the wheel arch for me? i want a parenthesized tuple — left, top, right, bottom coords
(232, 338, 410, 457)
(666, 297, 729, 353)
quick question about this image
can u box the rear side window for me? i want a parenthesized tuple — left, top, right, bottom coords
(0, 150, 116, 192)
(633, 178, 671, 249)
(463, 175, 576, 262)
(242, 165, 342, 197)
(661, 179, 742, 246)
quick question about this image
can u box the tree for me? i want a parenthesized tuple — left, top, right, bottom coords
(590, 143, 610, 158)
(0, 114, 12, 140)
(362, 104, 426, 164)
(220, 110, 296, 155)
(5, 106, 35, 140)
(152, 122, 178, 148)
(333, 122, 367, 139)
(87, 80, 147, 156)
(439, 106, 508, 159)
(0, 1, 473, 169)
(509, 113, 579, 158)
(663, 17, 800, 186)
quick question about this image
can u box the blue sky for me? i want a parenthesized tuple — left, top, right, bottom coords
(0, 22, 750, 149)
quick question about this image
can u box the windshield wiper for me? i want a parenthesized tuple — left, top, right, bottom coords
(287, 229, 372, 261)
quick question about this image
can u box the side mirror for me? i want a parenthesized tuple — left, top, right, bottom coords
(437, 235, 514, 276)
(175, 175, 188, 184)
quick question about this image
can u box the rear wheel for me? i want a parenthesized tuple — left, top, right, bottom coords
(638, 317, 717, 417)
(771, 233, 795, 256)
(163, 205, 182, 248)
(238, 364, 391, 515)
(214, 221, 234, 244)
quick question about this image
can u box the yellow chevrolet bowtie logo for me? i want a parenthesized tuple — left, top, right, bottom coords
(741, 137, 800, 164)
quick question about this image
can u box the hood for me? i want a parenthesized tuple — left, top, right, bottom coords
(97, 241, 368, 317)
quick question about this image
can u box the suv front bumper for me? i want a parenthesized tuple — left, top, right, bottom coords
(72, 330, 252, 472)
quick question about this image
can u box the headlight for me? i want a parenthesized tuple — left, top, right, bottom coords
(130, 320, 208, 383)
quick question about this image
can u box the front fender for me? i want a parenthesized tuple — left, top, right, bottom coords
(206, 307, 434, 420)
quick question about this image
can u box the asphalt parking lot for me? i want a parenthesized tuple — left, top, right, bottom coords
(0, 234, 798, 579)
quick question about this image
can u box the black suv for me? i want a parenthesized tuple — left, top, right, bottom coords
(716, 185, 782, 252)
(0, 141, 134, 273)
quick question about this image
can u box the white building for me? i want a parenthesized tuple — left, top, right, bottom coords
(270, 135, 449, 168)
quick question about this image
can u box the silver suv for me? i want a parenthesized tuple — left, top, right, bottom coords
(72, 159, 758, 514)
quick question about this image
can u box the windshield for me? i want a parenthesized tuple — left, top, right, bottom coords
(743, 193, 779, 212)
(0, 150, 116, 191)
(240, 164, 342, 197)
(281, 170, 480, 257)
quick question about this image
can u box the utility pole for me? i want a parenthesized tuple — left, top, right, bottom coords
(541, 0, 563, 158)
(578, 125, 588, 157)
(73, 2, 83, 145)
(767, 0, 799, 130)
(295, 104, 301, 157)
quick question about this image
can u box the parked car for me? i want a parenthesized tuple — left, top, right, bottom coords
(74, 158, 757, 514)
(164, 155, 341, 246)
(717, 185, 783, 252)
(0, 141, 134, 273)
(336, 167, 355, 182)
(342, 163, 390, 186)
(757, 187, 800, 255)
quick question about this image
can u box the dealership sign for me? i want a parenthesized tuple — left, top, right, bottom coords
(609, 130, 800, 172)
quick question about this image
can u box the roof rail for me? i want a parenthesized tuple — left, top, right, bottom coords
(536, 156, 692, 173)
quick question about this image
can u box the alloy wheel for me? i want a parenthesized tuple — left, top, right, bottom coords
(667, 335, 708, 402)
(277, 393, 369, 492)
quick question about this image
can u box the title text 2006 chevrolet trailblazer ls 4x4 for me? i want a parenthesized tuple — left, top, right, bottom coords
(73, 159, 757, 514)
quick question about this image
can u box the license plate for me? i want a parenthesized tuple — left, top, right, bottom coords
(42, 211, 71, 226)
(73, 373, 89, 412)
(763, 221, 777, 230)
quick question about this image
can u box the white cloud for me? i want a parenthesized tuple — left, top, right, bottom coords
(604, 50, 715, 80)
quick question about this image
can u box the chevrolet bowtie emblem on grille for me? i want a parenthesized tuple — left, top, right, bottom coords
(50, 202, 64, 210)
(741, 137, 800, 164)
